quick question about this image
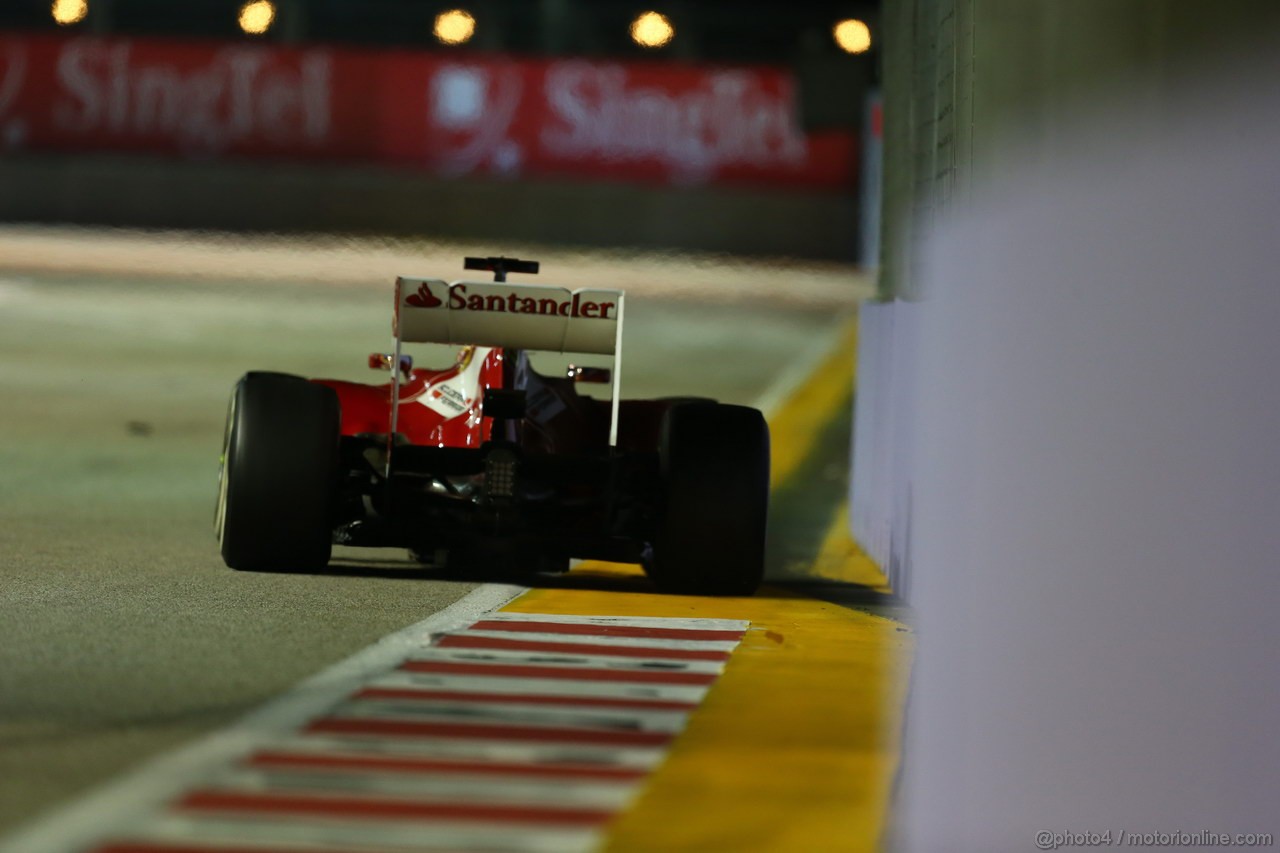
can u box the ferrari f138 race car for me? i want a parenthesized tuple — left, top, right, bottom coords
(215, 257, 769, 595)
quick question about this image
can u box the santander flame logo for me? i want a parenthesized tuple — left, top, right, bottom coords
(406, 282, 443, 308)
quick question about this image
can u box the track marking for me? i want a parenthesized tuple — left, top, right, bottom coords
(329, 698, 690, 732)
(763, 315, 858, 489)
(498, 315, 914, 853)
(174, 790, 618, 826)
(751, 313, 856, 420)
(199, 766, 639, 808)
(361, 669, 709, 703)
(437, 634, 732, 660)
(504, 579, 910, 852)
(104, 812, 602, 853)
(470, 615, 747, 640)
(810, 498, 894, 589)
(303, 718, 679, 746)
(395, 660, 720, 684)
(244, 750, 652, 781)
(1, 606, 746, 853)
(262, 732, 668, 770)
(351, 686, 698, 710)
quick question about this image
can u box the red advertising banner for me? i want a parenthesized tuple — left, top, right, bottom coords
(0, 34, 855, 190)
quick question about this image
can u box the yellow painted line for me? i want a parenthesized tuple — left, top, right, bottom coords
(769, 315, 858, 489)
(501, 313, 911, 852)
(505, 565, 910, 852)
(809, 499, 892, 591)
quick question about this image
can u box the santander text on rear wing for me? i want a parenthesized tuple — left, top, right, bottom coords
(394, 278, 623, 355)
(391, 276, 626, 445)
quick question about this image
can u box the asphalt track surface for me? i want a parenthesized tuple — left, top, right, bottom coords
(0, 227, 868, 836)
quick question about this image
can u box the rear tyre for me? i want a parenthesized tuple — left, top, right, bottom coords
(646, 402, 770, 596)
(215, 372, 340, 572)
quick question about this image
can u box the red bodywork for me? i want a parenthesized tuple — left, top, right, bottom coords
(312, 346, 666, 455)
(314, 347, 504, 449)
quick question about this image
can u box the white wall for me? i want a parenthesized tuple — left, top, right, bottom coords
(894, 54, 1280, 851)
(851, 298, 920, 600)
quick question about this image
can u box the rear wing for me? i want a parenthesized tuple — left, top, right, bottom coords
(395, 278, 623, 355)
(391, 276, 626, 446)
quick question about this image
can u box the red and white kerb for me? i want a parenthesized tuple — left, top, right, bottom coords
(84, 613, 748, 853)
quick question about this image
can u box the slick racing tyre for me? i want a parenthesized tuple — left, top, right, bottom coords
(646, 402, 770, 596)
(215, 372, 340, 572)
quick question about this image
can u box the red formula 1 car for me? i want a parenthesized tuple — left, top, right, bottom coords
(215, 257, 769, 595)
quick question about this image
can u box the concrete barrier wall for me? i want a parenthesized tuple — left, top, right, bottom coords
(860, 0, 1280, 591)
(0, 153, 859, 260)
(901, 67, 1280, 847)
(850, 297, 920, 600)
(849, 300, 892, 570)
(861, 0, 1280, 846)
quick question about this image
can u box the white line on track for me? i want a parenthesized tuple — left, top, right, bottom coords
(203, 766, 640, 808)
(362, 669, 710, 703)
(325, 699, 691, 733)
(400, 647, 729, 674)
(473, 613, 749, 631)
(751, 311, 852, 419)
(453, 629, 742, 651)
(131, 811, 604, 853)
(263, 733, 669, 770)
